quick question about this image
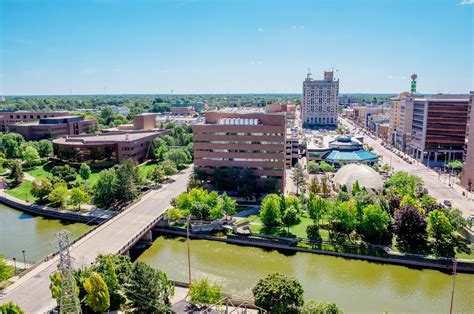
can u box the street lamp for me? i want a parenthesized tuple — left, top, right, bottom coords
(186, 215, 192, 285)
(22, 250, 26, 268)
(13, 257, 17, 272)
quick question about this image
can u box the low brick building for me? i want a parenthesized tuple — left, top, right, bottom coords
(171, 106, 195, 116)
(53, 130, 169, 164)
(8, 116, 96, 140)
(0, 110, 70, 133)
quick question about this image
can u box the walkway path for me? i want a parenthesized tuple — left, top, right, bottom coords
(0, 168, 191, 313)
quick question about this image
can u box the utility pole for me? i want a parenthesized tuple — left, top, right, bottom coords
(57, 230, 81, 314)
(449, 259, 457, 314)
(22, 250, 26, 268)
(187, 216, 192, 285)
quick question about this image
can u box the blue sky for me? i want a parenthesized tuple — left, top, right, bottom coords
(0, 0, 472, 95)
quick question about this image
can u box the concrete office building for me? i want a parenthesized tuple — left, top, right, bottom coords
(302, 71, 339, 128)
(408, 94, 470, 165)
(394, 95, 415, 152)
(389, 92, 411, 145)
(461, 92, 474, 191)
(0, 110, 70, 133)
(171, 106, 196, 116)
(7, 116, 96, 140)
(193, 111, 287, 192)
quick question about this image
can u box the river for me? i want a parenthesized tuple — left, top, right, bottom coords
(138, 235, 474, 313)
(0, 204, 93, 263)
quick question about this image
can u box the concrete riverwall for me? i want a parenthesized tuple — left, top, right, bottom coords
(0, 193, 110, 224)
(154, 226, 474, 274)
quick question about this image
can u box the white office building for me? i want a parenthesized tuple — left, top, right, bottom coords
(302, 71, 339, 127)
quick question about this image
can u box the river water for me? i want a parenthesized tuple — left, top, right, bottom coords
(0, 204, 93, 263)
(138, 236, 474, 313)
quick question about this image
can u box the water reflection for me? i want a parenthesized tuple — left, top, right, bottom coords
(138, 236, 474, 313)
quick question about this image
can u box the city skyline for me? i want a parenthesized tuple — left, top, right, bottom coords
(1, 0, 473, 95)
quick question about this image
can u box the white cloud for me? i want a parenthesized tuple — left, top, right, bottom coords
(460, 0, 474, 5)
(258, 27, 264, 32)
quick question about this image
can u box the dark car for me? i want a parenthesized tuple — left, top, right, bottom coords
(443, 200, 452, 207)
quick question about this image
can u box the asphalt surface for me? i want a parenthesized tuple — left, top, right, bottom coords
(0, 168, 190, 313)
(340, 118, 474, 218)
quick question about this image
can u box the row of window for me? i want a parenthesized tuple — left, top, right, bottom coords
(199, 157, 285, 162)
(195, 140, 285, 145)
(196, 149, 283, 154)
(195, 132, 284, 136)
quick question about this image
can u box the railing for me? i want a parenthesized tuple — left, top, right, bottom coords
(201, 297, 267, 313)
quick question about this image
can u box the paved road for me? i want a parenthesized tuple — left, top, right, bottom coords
(340, 118, 474, 217)
(0, 168, 190, 313)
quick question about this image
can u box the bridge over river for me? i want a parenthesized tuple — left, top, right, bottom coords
(0, 169, 190, 313)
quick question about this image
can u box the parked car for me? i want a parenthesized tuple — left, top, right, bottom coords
(443, 200, 452, 207)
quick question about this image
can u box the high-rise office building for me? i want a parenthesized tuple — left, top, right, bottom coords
(193, 111, 287, 192)
(302, 71, 339, 128)
(461, 91, 474, 191)
(408, 94, 470, 165)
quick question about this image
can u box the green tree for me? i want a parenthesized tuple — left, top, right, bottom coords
(49, 271, 80, 310)
(37, 139, 53, 158)
(51, 165, 77, 183)
(291, 163, 308, 195)
(166, 207, 183, 222)
(188, 278, 222, 308)
(161, 159, 178, 176)
(0, 255, 14, 282)
(48, 184, 69, 207)
(114, 159, 142, 205)
(319, 161, 335, 172)
(328, 201, 357, 242)
(381, 163, 390, 172)
(220, 192, 236, 217)
(23, 146, 41, 167)
(307, 161, 320, 174)
(306, 224, 322, 244)
(259, 194, 281, 229)
(447, 160, 463, 171)
(124, 261, 174, 313)
(351, 180, 361, 196)
(252, 273, 304, 314)
(321, 175, 330, 198)
(147, 165, 165, 185)
(0, 301, 26, 314)
(282, 206, 299, 235)
(428, 210, 454, 257)
(384, 171, 423, 197)
(30, 178, 53, 202)
(307, 176, 321, 194)
(307, 193, 328, 226)
(165, 149, 190, 169)
(155, 145, 169, 162)
(83, 272, 110, 312)
(79, 163, 91, 181)
(69, 187, 91, 210)
(8, 160, 23, 187)
(359, 204, 390, 243)
(301, 300, 343, 314)
(93, 169, 117, 209)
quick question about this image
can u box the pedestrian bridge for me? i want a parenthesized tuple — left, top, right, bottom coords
(0, 169, 190, 313)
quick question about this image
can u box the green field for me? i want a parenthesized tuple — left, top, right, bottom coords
(5, 180, 37, 203)
(25, 163, 102, 186)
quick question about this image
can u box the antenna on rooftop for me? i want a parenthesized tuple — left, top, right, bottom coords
(307, 68, 312, 79)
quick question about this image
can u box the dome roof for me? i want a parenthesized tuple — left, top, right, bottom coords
(333, 164, 383, 191)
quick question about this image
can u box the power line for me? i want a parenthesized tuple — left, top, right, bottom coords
(57, 229, 81, 314)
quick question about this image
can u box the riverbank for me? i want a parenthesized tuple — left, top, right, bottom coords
(153, 226, 474, 273)
(0, 190, 113, 224)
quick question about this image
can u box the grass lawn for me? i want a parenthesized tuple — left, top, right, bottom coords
(25, 164, 53, 179)
(5, 180, 37, 203)
(138, 162, 158, 172)
(25, 162, 103, 186)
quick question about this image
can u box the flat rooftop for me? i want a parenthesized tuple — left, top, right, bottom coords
(53, 131, 163, 146)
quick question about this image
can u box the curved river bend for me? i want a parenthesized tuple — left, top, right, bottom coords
(138, 236, 474, 313)
(0, 204, 92, 263)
